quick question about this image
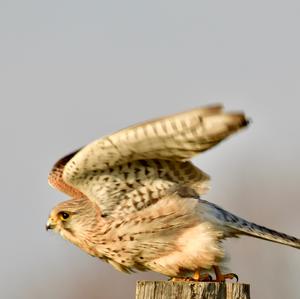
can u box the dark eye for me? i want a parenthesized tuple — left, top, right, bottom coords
(60, 212, 70, 220)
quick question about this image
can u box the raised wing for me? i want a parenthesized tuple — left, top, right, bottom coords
(55, 105, 248, 217)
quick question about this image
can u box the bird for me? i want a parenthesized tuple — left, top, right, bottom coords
(46, 104, 300, 281)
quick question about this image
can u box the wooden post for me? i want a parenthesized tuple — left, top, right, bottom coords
(136, 281, 250, 299)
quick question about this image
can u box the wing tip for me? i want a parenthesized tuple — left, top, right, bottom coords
(223, 111, 251, 130)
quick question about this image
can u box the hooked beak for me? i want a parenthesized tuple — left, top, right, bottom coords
(46, 218, 56, 231)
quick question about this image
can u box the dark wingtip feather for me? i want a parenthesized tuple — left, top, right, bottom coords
(243, 117, 251, 127)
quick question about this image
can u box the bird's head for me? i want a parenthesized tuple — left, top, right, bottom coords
(46, 197, 100, 245)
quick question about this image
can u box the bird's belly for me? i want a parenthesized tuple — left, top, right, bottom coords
(144, 222, 225, 277)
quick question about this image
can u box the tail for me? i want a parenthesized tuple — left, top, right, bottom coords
(200, 199, 300, 249)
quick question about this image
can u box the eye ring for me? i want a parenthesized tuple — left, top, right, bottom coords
(60, 212, 70, 220)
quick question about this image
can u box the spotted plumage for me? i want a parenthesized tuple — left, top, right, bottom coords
(47, 104, 300, 278)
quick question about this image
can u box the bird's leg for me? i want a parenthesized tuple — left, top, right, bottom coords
(170, 270, 212, 282)
(212, 265, 238, 282)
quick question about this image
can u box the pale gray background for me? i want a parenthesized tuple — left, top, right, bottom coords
(1, 1, 300, 298)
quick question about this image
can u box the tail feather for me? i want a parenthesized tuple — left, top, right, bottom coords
(200, 199, 300, 249)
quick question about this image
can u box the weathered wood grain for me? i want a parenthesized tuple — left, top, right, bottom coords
(136, 281, 250, 299)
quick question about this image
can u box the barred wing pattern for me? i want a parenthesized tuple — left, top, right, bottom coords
(49, 105, 248, 218)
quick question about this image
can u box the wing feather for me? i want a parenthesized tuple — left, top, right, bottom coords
(63, 105, 248, 187)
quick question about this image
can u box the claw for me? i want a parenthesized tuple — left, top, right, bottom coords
(212, 266, 239, 282)
(218, 272, 239, 282)
(230, 273, 239, 282)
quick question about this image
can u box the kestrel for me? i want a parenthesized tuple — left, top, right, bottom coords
(46, 105, 300, 281)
